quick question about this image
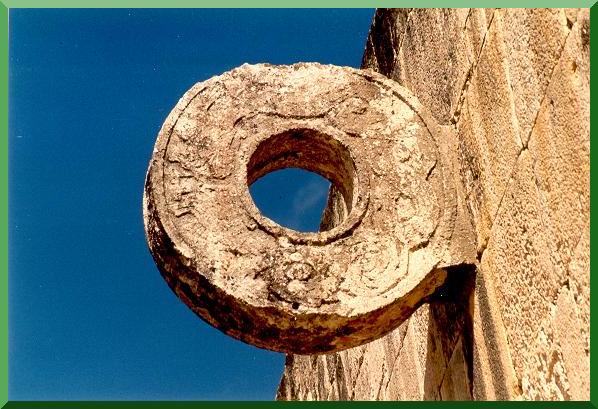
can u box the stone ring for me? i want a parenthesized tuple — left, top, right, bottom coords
(143, 63, 472, 353)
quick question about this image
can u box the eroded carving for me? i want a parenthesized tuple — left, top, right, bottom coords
(144, 63, 475, 353)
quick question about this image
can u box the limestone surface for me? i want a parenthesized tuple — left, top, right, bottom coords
(144, 63, 475, 354)
(280, 8, 589, 400)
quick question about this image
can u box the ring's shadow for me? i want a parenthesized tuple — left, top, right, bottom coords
(423, 264, 476, 400)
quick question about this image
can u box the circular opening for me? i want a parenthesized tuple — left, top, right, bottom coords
(246, 128, 357, 233)
(249, 168, 331, 233)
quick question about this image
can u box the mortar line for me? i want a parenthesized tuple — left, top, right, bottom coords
(451, 9, 496, 126)
(489, 17, 576, 228)
(521, 14, 575, 150)
(381, 321, 410, 397)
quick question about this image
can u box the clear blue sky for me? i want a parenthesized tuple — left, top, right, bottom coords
(8, 8, 373, 400)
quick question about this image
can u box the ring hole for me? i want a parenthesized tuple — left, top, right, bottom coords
(249, 168, 330, 233)
(247, 128, 357, 234)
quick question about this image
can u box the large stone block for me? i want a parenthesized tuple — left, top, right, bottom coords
(389, 8, 488, 124)
(389, 320, 425, 399)
(527, 8, 590, 272)
(553, 286, 589, 399)
(480, 150, 561, 391)
(500, 8, 571, 145)
(471, 270, 519, 400)
(456, 11, 524, 250)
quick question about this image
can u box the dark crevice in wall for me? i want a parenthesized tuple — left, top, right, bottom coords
(424, 264, 476, 400)
(361, 8, 411, 76)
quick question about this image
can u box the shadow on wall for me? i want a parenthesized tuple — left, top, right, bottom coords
(423, 264, 476, 400)
(277, 264, 518, 400)
(422, 264, 513, 400)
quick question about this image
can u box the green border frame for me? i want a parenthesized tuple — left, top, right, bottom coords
(1, 2, 596, 408)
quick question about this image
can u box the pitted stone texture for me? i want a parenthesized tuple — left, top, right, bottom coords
(281, 7, 589, 401)
(277, 297, 474, 401)
(144, 63, 473, 354)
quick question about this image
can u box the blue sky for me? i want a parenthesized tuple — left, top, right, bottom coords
(8, 9, 373, 400)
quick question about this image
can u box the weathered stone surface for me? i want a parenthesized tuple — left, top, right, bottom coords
(279, 7, 589, 400)
(471, 269, 519, 400)
(363, 8, 485, 125)
(500, 8, 570, 146)
(457, 10, 525, 251)
(528, 8, 590, 274)
(144, 63, 476, 354)
(480, 150, 561, 394)
(278, 270, 477, 400)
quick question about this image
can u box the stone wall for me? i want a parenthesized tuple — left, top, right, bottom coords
(277, 8, 589, 400)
